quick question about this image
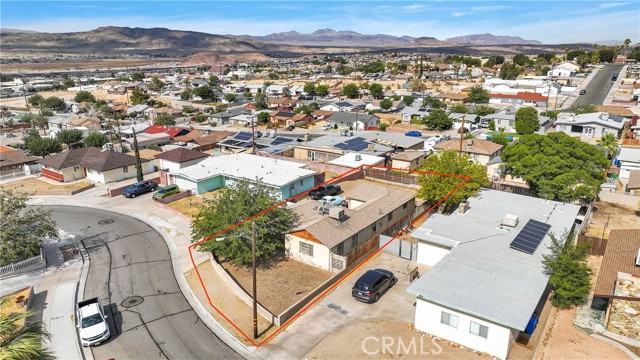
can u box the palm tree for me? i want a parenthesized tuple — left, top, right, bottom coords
(624, 38, 631, 57)
(0, 298, 53, 360)
(597, 133, 618, 158)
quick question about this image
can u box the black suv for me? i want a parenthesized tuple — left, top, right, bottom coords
(309, 184, 341, 200)
(122, 181, 158, 198)
(352, 269, 397, 303)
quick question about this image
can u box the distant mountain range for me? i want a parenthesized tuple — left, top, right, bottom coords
(445, 33, 542, 45)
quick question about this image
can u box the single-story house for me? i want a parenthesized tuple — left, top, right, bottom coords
(143, 125, 190, 140)
(209, 108, 252, 125)
(616, 147, 640, 180)
(434, 138, 503, 165)
(328, 153, 385, 169)
(481, 106, 551, 134)
(147, 107, 183, 121)
(38, 147, 155, 183)
(555, 112, 626, 139)
(0, 147, 39, 175)
(180, 130, 235, 151)
(400, 106, 431, 124)
(286, 180, 416, 273)
(154, 148, 209, 172)
(489, 92, 548, 107)
(267, 97, 297, 111)
(169, 153, 316, 199)
(326, 112, 380, 130)
(391, 151, 428, 170)
(269, 111, 314, 128)
(407, 189, 581, 359)
(293, 135, 395, 163)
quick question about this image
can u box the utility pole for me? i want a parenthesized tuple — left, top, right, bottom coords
(458, 115, 466, 156)
(251, 222, 258, 339)
(251, 113, 256, 155)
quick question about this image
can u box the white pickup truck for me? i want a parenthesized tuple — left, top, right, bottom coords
(76, 297, 110, 346)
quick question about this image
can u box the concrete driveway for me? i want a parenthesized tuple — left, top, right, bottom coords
(258, 252, 429, 360)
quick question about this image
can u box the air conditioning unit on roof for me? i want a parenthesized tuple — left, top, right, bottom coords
(503, 214, 519, 228)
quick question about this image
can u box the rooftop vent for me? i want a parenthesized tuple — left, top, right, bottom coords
(367, 143, 375, 152)
(502, 214, 519, 228)
(329, 207, 345, 222)
(636, 248, 640, 267)
(355, 154, 362, 161)
(466, 139, 473, 146)
(458, 201, 470, 214)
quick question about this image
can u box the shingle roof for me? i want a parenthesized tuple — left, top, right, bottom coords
(593, 229, 640, 297)
(434, 138, 503, 156)
(627, 170, 640, 189)
(0, 149, 39, 167)
(173, 130, 205, 142)
(391, 151, 426, 161)
(38, 147, 138, 172)
(154, 148, 209, 163)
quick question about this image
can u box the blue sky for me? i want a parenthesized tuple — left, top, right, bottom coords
(1, 1, 638, 44)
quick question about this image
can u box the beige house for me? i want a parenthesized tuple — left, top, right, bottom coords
(391, 151, 428, 170)
(285, 181, 416, 273)
(434, 138, 503, 165)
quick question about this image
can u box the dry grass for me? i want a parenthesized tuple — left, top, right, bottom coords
(165, 191, 220, 219)
(586, 202, 640, 238)
(1, 178, 92, 195)
(0, 287, 31, 329)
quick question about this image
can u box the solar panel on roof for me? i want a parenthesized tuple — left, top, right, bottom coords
(271, 137, 293, 146)
(510, 219, 552, 255)
(235, 132, 252, 140)
(335, 143, 350, 150)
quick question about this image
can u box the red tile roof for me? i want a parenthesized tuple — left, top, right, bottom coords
(0, 145, 16, 153)
(143, 125, 190, 138)
(490, 92, 548, 101)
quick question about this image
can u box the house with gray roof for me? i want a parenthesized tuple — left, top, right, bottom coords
(555, 112, 626, 139)
(285, 180, 416, 273)
(293, 134, 394, 163)
(326, 111, 380, 130)
(406, 189, 581, 360)
(400, 106, 431, 123)
(481, 106, 552, 134)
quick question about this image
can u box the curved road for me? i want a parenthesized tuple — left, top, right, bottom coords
(46, 206, 240, 360)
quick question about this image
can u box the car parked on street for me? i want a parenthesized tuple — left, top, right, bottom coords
(309, 184, 341, 200)
(405, 130, 422, 137)
(322, 124, 332, 130)
(579, 89, 586, 95)
(152, 184, 180, 200)
(352, 269, 397, 303)
(122, 181, 158, 198)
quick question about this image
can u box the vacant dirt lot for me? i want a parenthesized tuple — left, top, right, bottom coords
(222, 257, 332, 315)
(1, 178, 92, 195)
(586, 201, 640, 238)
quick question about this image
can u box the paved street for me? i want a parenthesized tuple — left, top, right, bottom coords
(45, 206, 241, 360)
(574, 64, 624, 106)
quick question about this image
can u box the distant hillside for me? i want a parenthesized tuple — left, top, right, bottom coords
(446, 33, 542, 45)
(0, 26, 283, 56)
(239, 28, 416, 46)
(0, 28, 39, 33)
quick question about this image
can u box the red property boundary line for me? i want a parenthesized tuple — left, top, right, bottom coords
(188, 164, 470, 347)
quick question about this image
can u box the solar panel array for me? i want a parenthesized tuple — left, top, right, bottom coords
(235, 132, 252, 141)
(509, 219, 552, 255)
(271, 137, 293, 146)
(335, 137, 370, 151)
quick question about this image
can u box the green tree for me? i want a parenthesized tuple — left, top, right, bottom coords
(28, 94, 44, 109)
(56, 129, 84, 147)
(191, 180, 298, 266)
(316, 84, 330, 97)
(208, 75, 219, 87)
(450, 103, 469, 113)
(255, 93, 267, 110)
(130, 88, 150, 105)
(153, 113, 176, 126)
(540, 110, 559, 120)
(597, 48, 615, 62)
(180, 88, 193, 101)
(490, 133, 510, 146)
(380, 99, 393, 111)
(500, 63, 523, 80)
(192, 85, 213, 99)
(0, 189, 59, 266)
(566, 50, 585, 61)
(369, 83, 384, 99)
(73, 90, 96, 103)
(257, 112, 270, 124)
(501, 132, 608, 202)
(147, 76, 165, 91)
(0, 297, 53, 359)
(514, 107, 539, 135)
(131, 72, 146, 81)
(303, 83, 316, 96)
(402, 96, 415, 106)
(468, 86, 490, 104)
(182, 105, 196, 115)
(26, 138, 62, 158)
(43, 96, 66, 111)
(84, 132, 109, 148)
(422, 96, 443, 109)
(474, 105, 495, 116)
(224, 93, 236, 103)
(379, 123, 388, 132)
(423, 109, 453, 130)
(62, 78, 75, 89)
(596, 133, 618, 156)
(512, 53, 532, 66)
(542, 232, 592, 309)
(488, 119, 496, 131)
(342, 83, 360, 99)
(570, 104, 597, 114)
(132, 129, 143, 182)
(194, 114, 208, 123)
(417, 150, 490, 211)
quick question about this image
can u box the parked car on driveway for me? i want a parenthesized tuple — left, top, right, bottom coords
(309, 184, 341, 200)
(152, 184, 180, 200)
(405, 130, 422, 137)
(122, 181, 158, 198)
(319, 195, 346, 206)
(352, 268, 397, 303)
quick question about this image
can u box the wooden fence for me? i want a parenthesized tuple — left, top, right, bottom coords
(577, 234, 607, 256)
(487, 182, 538, 198)
(622, 138, 640, 146)
(363, 168, 419, 185)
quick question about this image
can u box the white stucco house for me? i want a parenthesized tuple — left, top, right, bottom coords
(406, 189, 581, 359)
(555, 112, 626, 139)
(154, 147, 209, 172)
(616, 147, 640, 180)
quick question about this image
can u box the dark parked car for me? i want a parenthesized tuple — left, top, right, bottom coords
(612, 74, 618, 81)
(308, 184, 341, 200)
(122, 181, 158, 198)
(352, 269, 397, 303)
(405, 131, 422, 137)
(458, 127, 470, 133)
(579, 89, 586, 95)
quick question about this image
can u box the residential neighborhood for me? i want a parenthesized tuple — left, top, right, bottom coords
(1, 3, 640, 360)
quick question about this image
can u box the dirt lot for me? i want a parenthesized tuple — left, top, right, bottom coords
(1, 178, 92, 195)
(222, 257, 332, 315)
(536, 256, 632, 360)
(304, 319, 491, 360)
(166, 192, 219, 219)
(586, 201, 640, 238)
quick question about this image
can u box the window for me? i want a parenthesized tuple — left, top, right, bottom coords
(387, 212, 393, 221)
(123, 166, 129, 173)
(470, 321, 488, 338)
(336, 242, 344, 255)
(299, 242, 314, 256)
(350, 235, 357, 248)
(300, 179, 303, 185)
(73, 166, 80, 171)
(441, 312, 458, 328)
(290, 183, 295, 190)
(371, 223, 377, 232)
(403, 202, 408, 209)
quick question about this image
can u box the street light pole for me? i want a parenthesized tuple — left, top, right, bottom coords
(251, 222, 258, 339)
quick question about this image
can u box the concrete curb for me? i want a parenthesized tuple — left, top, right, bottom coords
(591, 334, 640, 360)
(76, 241, 93, 360)
(36, 201, 256, 359)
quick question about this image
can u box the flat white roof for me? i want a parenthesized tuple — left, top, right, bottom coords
(329, 153, 384, 168)
(171, 153, 315, 188)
